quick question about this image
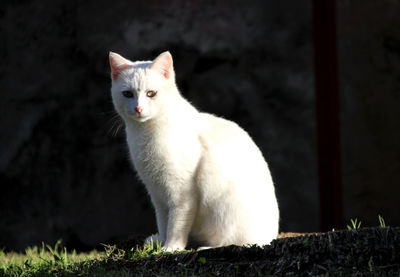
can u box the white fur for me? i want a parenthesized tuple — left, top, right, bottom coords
(109, 51, 279, 251)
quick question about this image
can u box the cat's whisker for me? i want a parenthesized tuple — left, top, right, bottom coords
(112, 121, 124, 137)
(110, 121, 123, 137)
(104, 112, 124, 137)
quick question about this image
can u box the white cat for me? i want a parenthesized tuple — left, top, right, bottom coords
(109, 51, 279, 251)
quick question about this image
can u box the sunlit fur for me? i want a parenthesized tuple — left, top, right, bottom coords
(109, 51, 279, 251)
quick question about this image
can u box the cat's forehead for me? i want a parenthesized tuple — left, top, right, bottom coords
(120, 61, 157, 90)
(130, 67, 148, 90)
(131, 60, 153, 69)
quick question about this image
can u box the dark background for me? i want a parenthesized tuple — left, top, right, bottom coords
(1, 0, 399, 251)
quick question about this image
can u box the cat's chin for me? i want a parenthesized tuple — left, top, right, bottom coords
(127, 115, 152, 123)
(136, 117, 151, 123)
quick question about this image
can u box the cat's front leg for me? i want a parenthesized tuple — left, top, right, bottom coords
(162, 201, 197, 252)
(145, 198, 168, 248)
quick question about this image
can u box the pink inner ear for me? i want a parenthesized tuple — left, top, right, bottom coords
(111, 63, 130, 80)
(109, 53, 131, 80)
(162, 67, 170, 79)
(150, 52, 173, 79)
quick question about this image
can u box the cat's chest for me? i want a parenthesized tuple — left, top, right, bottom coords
(126, 125, 200, 185)
(129, 133, 167, 172)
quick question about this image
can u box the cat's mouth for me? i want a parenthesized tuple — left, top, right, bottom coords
(129, 113, 150, 123)
(125, 110, 148, 122)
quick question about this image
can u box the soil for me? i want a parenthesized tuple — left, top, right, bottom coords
(103, 227, 400, 276)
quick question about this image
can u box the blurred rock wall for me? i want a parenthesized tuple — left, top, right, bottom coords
(337, 1, 400, 226)
(0, 0, 316, 250)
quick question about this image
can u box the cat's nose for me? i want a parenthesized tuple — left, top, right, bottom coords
(135, 106, 143, 115)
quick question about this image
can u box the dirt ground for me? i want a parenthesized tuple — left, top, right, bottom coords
(107, 227, 400, 276)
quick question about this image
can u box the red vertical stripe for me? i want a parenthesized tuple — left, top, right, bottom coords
(312, 0, 344, 231)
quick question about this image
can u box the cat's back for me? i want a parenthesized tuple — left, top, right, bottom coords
(198, 113, 260, 156)
(194, 112, 277, 246)
(197, 112, 270, 181)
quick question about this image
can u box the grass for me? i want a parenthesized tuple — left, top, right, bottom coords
(347, 218, 362, 230)
(378, 214, 386, 227)
(0, 240, 103, 277)
(1, 220, 400, 276)
(0, 239, 189, 276)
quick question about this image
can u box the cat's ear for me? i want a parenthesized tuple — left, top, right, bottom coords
(150, 51, 174, 80)
(109, 52, 131, 80)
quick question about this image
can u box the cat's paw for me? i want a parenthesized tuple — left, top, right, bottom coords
(197, 246, 213, 251)
(161, 242, 185, 252)
(144, 234, 164, 248)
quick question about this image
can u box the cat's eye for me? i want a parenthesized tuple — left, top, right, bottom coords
(146, 90, 157, 98)
(122, 90, 134, 98)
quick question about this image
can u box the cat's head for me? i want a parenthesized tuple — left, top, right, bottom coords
(109, 51, 177, 123)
